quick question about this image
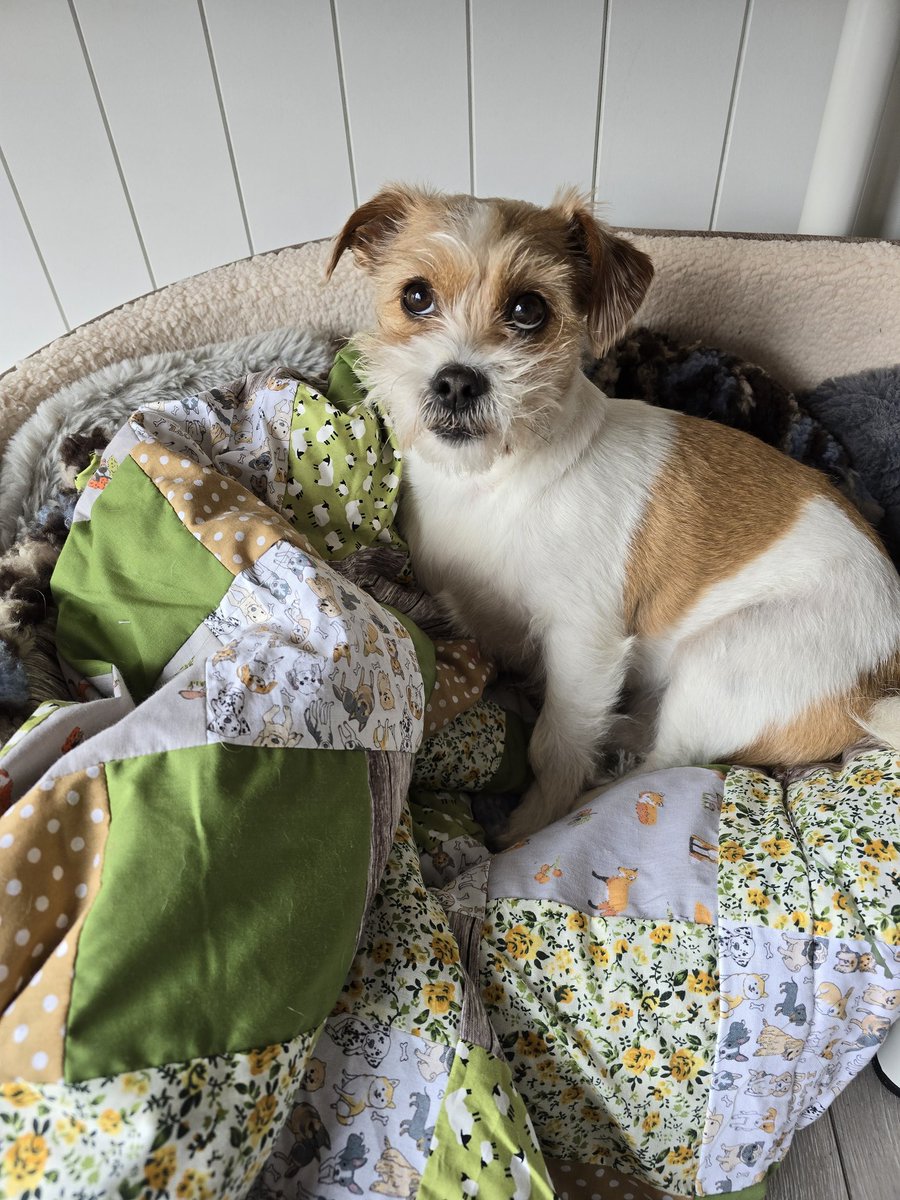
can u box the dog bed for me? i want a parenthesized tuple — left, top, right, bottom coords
(0, 232, 899, 1200)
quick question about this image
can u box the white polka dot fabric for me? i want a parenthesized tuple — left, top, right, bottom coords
(546, 1157, 678, 1199)
(426, 640, 495, 736)
(131, 442, 312, 573)
(0, 768, 110, 1081)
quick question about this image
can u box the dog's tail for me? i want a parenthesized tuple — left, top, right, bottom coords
(858, 694, 900, 750)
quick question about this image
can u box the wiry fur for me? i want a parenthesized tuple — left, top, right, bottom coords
(0, 326, 335, 551)
(328, 185, 900, 845)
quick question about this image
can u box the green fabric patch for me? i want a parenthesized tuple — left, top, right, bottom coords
(64, 744, 370, 1082)
(419, 1041, 553, 1200)
(729, 1181, 768, 1200)
(384, 604, 436, 700)
(52, 457, 232, 701)
(327, 344, 368, 408)
(74, 452, 101, 493)
(410, 788, 485, 852)
(489, 710, 531, 794)
(282, 346, 405, 560)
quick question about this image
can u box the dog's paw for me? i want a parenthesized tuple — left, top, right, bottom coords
(492, 779, 574, 851)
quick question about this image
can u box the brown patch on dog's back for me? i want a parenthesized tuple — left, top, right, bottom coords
(624, 413, 883, 639)
(626, 413, 899, 765)
(734, 649, 900, 765)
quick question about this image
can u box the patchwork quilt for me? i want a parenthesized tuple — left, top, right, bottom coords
(0, 352, 898, 1200)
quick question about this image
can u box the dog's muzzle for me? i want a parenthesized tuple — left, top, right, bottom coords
(426, 363, 490, 441)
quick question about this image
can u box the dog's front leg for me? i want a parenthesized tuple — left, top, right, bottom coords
(495, 624, 631, 848)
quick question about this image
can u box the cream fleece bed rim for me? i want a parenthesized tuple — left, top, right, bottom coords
(1, 228, 899, 458)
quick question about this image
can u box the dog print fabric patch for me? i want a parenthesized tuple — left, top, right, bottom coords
(258, 1018, 452, 1198)
(696, 923, 899, 1195)
(203, 541, 423, 753)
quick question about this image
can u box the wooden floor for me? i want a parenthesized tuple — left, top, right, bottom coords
(769, 1066, 898, 1200)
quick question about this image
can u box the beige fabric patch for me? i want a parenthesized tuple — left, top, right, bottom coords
(545, 1157, 672, 1200)
(425, 640, 495, 736)
(130, 443, 312, 574)
(0, 768, 110, 1082)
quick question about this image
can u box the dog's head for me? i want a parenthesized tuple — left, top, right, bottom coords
(327, 185, 653, 472)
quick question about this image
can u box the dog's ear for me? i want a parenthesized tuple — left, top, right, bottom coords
(325, 185, 419, 278)
(554, 189, 654, 355)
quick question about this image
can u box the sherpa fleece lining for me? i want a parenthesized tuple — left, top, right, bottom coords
(1, 231, 898, 458)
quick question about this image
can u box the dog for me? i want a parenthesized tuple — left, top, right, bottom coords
(327, 184, 900, 844)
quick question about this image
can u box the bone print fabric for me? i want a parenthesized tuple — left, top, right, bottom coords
(1, 350, 899, 1200)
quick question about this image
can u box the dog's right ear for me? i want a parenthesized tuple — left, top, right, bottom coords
(325, 185, 419, 278)
(552, 188, 654, 355)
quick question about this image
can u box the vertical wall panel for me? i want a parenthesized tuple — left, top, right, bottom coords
(336, 0, 470, 201)
(0, 1, 151, 328)
(596, 0, 745, 229)
(854, 43, 900, 239)
(203, 0, 354, 252)
(716, 0, 847, 233)
(471, 0, 605, 203)
(801, 0, 898, 237)
(74, 0, 250, 285)
(0, 164, 67, 371)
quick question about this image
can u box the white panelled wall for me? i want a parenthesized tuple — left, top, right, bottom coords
(0, 0, 898, 372)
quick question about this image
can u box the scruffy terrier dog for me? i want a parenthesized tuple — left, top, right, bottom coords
(327, 184, 900, 845)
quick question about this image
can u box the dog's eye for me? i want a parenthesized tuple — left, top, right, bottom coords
(508, 292, 547, 332)
(401, 280, 435, 317)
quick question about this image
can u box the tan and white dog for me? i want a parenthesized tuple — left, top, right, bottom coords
(327, 184, 900, 845)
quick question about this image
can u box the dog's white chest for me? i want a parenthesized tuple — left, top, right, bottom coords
(399, 396, 676, 665)
(401, 460, 536, 655)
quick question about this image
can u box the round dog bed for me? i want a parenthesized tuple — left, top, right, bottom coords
(0, 233, 899, 1200)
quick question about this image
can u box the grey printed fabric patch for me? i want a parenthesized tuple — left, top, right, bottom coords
(697, 923, 898, 1195)
(488, 767, 724, 924)
(256, 1018, 453, 1199)
(203, 539, 422, 752)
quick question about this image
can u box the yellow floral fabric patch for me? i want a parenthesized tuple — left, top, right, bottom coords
(0, 1033, 314, 1199)
(331, 807, 467, 1045)
(719, 752, 900, 942)
(480, 898, 718, 1196)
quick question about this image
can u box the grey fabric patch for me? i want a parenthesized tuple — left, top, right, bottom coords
(488, 766, 724, 923)
(364, 750, 414, 919)
(447, 908, 502, 1057)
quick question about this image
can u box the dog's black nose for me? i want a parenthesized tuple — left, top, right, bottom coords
(431, 364, 488, 413)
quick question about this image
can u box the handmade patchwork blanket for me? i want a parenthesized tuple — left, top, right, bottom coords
(0, 353, 898, 1200)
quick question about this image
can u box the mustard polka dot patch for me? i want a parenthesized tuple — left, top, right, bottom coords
(130, 444, 313, 575)
(425, 640, 496, 736)
(0, 767, 110, 1082)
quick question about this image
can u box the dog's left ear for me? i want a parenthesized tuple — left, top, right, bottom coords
(554, 189, 654, 355)
(325, 184, 420, 279)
